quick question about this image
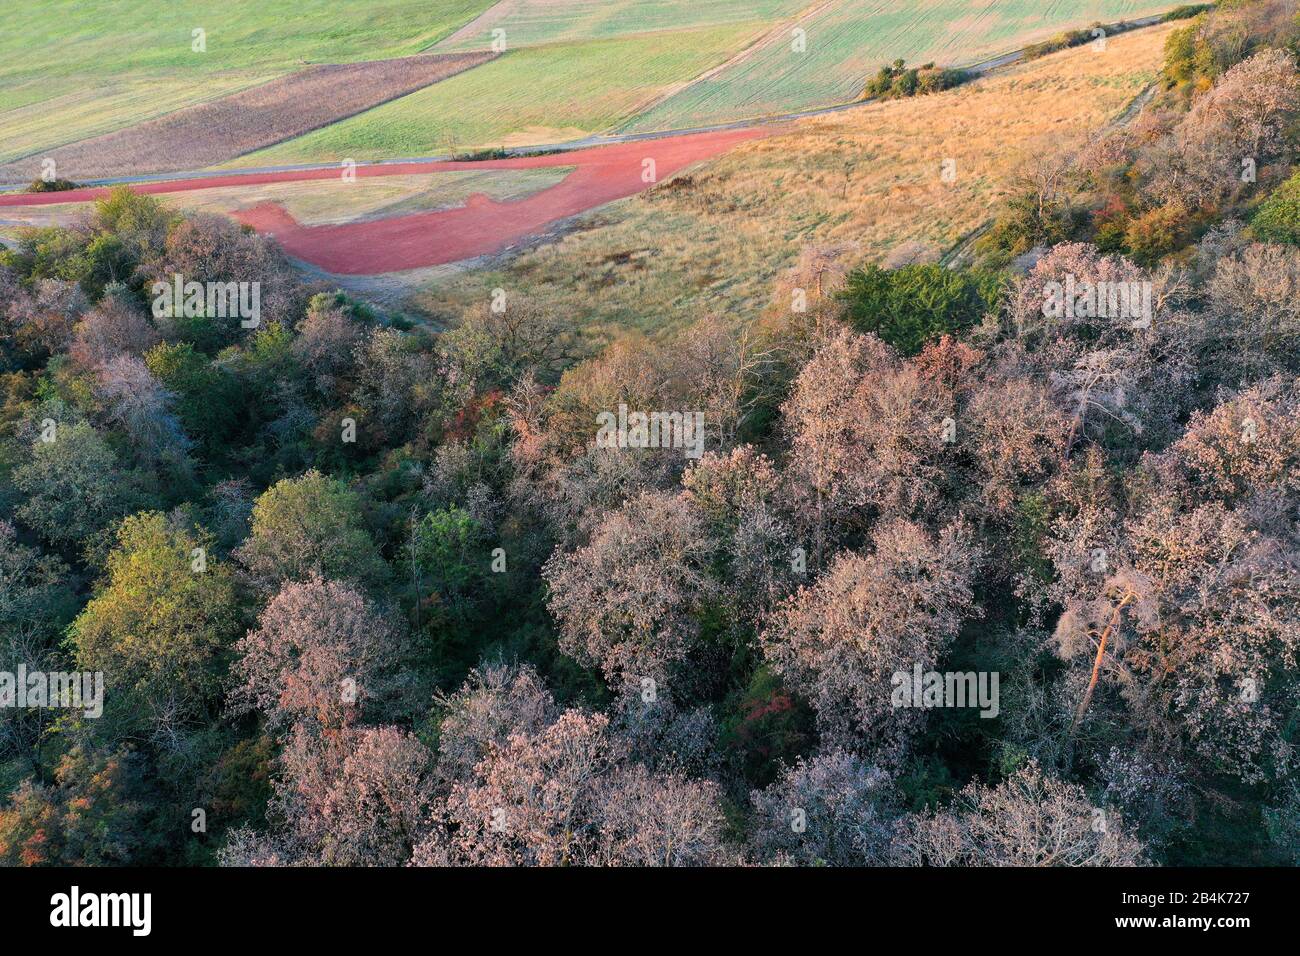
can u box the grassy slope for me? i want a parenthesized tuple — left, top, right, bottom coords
(232, 24, 767, 164)
(626, 0, 1182, 131)
(410, 23, 1174, 339)
(0, 0, 493, 162)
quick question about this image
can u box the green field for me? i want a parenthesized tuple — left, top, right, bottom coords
(435, 0, 810, 51)
(0, 0, 493, 161)
(231, 25, 765, 164)
(625, 0, 1181, 131)
(0, 76, 268, 166)
(3, 0, 1189, 173)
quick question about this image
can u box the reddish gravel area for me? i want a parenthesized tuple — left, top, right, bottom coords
(0, 128, 766, 274)
(0, 51, 494, 182)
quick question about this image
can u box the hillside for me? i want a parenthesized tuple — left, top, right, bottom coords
(2, 0, 1299, 892)
(2, 0, 1189, 180)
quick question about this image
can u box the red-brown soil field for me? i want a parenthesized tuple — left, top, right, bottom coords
(0, 128, 766, 273)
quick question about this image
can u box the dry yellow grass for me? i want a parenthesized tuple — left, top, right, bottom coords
(411, 22, 1174, 338)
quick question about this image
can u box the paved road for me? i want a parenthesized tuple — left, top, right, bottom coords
(0, 14, 1171, 194)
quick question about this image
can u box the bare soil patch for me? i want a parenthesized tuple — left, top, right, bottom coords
(0, 128, 765, 275)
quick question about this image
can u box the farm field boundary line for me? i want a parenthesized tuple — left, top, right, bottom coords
(624, 0, 844, 121)
(0, 12, 1172, 195)
(0, 128, 763, 210)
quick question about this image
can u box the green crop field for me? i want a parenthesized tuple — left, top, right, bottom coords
(625, 0, 1182, 132)
(231, 25, 765, 165)
(0, 0, 493, 162)
(3, 0, 1189, 174)
(435, 0, 810, 51)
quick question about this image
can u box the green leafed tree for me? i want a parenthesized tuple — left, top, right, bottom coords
(70, 512, 241, 737)
(235, 469, 389, 591)
(144, 340, 244, 452)
(11, 419, 138, 553)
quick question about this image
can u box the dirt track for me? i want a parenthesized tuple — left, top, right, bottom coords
(0, 128, 766, 274)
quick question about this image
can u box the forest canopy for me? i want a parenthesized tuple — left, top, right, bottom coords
(2, 0, 1299, 868)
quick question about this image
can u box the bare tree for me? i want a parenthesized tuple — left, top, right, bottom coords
(761, 519, 980, 756)
(544, 490, 716, 687)
(231, 575, 406, 733)
(893, 761, 1148, 866)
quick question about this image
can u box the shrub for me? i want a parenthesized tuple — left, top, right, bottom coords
(1161, 1, 1300, 93)
(862, 60, 971, 100)
(1251, 170, 1300, 244)
(839, 264, 1007, 355)
(976, 189, 1085, 267)
(24, 178, 80, 193)
(1164, 4, 1213, 23)
(1023, 23, 1105, 61)
(1122, 203, 1190, 264)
